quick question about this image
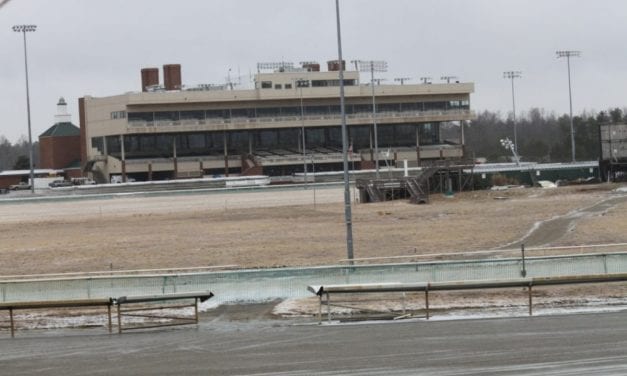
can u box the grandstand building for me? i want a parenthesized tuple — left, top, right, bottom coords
(79, 61, 474, 183)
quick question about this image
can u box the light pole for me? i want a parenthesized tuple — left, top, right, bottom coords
(296, 79, 309, 186)
(352, 59, 388, 179)
(12, 24, 37, 194)
(556, 50, 581, 162)
(503, 71, 522, 153)
(334, 0, 354, 263)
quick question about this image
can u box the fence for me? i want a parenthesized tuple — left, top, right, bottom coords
(1, 252, 626, 307)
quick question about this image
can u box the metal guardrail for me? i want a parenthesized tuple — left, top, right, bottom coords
(1, 252, 626, 307)
(338, 243, 627, 264)
(0, 291, 213, 338)
(115, 291, 214, 334)
(308, 273, 627, 323)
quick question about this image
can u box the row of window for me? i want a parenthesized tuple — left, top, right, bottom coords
(127, 101, 470, 123)
(92, 123, 443, 158)
(259, 79, 357, 90)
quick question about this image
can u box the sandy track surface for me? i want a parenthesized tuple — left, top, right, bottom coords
(0, 184, 625, 275)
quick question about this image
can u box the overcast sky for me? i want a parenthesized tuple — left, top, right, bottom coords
(1, 0, 626, 143)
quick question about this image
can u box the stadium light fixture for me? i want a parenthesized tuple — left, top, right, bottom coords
(440, 75, 458, 84)
(394, 77, 411, 85)
(500, 137, 521, 166)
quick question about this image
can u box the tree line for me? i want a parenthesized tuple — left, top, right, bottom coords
(464, 107, 626, 163)
(0, 136, 39, 171)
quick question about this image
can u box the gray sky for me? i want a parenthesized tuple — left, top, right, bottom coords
(1, 0, 626, 143)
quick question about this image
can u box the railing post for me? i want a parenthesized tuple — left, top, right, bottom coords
(117, 303, 122, 334)
(107, 304, 112, 333)
(194, 298, 199, 324)
(425, 286, 430, 320)
(521, 244, 527, 277)
(9, 308, 15, 338)
(318, 294, 322, 324)
(528, 283, 533, 316)
(326, 292, 331, 323)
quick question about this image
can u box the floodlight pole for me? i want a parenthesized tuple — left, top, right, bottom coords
(503, 71, 522, 153)
(335, 0, 354, 263)
(297, 79, 308, 186)
(556, 50, 581, 162)
(13, 24, 37, 194)
(369, 62, 380, 179)
(352, 59, 387, 179)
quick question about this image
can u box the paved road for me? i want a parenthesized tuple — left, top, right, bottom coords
(1, 312, 626, 375)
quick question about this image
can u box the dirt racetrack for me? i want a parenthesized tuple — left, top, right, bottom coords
(0, 183, 626, 276)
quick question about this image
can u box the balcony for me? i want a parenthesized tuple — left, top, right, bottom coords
(127, 109, 475, 132)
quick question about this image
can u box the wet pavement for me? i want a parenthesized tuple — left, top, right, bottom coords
(1, 308, 626, 375)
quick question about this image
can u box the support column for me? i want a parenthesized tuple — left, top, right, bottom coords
(223, 132, 229, 177)
(415, 125, 421, 166)
(120, 135, 126, 183)
(173, 137, 178, 179)
(148, 162, 153, 181)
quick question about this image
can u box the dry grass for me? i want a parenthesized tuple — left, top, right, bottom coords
(0, 184, 624, 275)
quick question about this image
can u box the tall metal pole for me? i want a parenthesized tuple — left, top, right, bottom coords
(557, 50, 581, 163)
(335, 0, 354, 262)
(370, 63, 379, 179)
(298, 80, 307, 186)
(352, 60, 387, 178)
(566, 56, 575, 162)
(13, 25, 37, 194)
(503, 71, 521, 153)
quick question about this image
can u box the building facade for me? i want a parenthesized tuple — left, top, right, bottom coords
(79, 61, 474, 183)
(39, 98, 82, 178)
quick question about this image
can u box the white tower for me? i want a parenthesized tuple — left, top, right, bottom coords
(54, 97, 72, 124)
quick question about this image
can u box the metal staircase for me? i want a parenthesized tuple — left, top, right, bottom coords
(405, 167, 438, 204)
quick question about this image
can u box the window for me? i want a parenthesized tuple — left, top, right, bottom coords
(180, 110, 205, 121)
(274, 84, 282, 89)
(91, 137, 104, 153)
(154, 111, 179, 122)
(261, 81, 272, 89)
(284, 84, 292, 89)
(128, 112, 154, 123)
(110, 110, 126, 120)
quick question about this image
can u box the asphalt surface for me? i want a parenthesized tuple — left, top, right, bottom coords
(1, 311, 626, 375)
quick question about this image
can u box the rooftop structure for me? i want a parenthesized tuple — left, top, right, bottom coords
(79, 61, 475, 183)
